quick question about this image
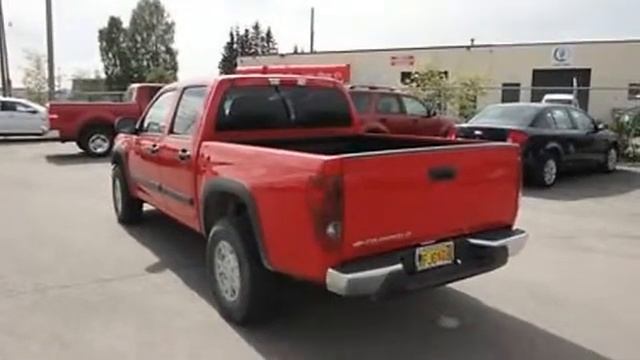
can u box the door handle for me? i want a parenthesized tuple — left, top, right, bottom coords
(147, 143, 159, 154)
(178, 148, 191, 161)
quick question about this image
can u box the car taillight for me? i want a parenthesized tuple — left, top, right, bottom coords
(445, 127, 457, 139)
(307, 162, 344, 247)
(507, 130, 528, 147)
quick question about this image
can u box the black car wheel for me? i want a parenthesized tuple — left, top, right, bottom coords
(111, 165, 143, 224)
(206, 216, 278, 325)
(532, 152, 559, 187)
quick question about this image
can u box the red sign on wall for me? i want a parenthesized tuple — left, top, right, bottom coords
(390, 55, 415, 66)
(235, 64, 351, 83)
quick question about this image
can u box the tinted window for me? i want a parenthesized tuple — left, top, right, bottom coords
(217, 86, 352, 131)
(533, 111, 556, 129)
(376, 94, 402, 114)
(469, 105, 539, 127)
(401, 96, 427, 116)
(172, 87, 207, 135)
(569, 109, 595, 132)
(350, 92, 372, 114)
(1, 101, 17, 112)
(140, 91, 176, 134)
(550, 108, 575, 130)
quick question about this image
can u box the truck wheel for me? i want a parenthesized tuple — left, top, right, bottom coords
(532, 152, 559, 187)
(111, 165, 143, 224)
(80, 126, 114, 157)
(206, 216, 277, 325)
(600, 146, 618, 173)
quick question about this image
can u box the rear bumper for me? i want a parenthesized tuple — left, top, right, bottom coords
(326, 229, 527, 297)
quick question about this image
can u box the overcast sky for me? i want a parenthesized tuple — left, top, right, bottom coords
(4, 0, 640, 87)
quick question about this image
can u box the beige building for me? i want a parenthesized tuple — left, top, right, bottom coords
(239, 39, 640, 122)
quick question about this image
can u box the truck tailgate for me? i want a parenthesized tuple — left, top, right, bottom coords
(340, 144, 521, 258)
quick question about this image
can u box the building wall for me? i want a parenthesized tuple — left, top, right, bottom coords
(239, 40, 640, 122)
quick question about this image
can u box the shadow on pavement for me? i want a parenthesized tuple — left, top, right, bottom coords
(45, 153, 110, 166)
(524, 167, 640, 201)
(125, 210, 608, 360)
(0, 135, 59, 143)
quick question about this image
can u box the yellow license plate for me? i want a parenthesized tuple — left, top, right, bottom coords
(415, 242, 455, 271)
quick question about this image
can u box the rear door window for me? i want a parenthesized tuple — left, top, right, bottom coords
(532, 111, 556, 129)
(350, 92, 372, 114)
(171, 87, 208, 135)
(376, 94, 403, 114)
(217, 86, 352, 131)
(550, 108, 576, 130)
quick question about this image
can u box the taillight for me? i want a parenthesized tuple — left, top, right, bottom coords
(445, 127, 457, 140)
(507, 130, 528, 147)
(307, 162, 344, 247)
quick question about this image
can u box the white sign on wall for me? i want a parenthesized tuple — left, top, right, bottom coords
(551, 46, 573, 66)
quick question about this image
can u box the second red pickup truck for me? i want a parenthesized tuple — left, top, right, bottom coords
(111, 74, 528, 324)
(48, 83, 163, 156)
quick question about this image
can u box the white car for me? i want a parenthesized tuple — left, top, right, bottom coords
(541, 94, 580, 108)
(0, 97, 50, 136)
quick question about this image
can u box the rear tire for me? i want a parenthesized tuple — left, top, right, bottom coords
(206, 216, 278, 325)
(79, 126, 114, 157)
(111, 165, 143, 224)
(532, 152, 559, 187)
(601, 146, 618, 173)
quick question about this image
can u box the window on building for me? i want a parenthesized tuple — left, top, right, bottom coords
(400, 70, 448, 85)
(501, 83, 521, 103)
(628, 83, 640, 100)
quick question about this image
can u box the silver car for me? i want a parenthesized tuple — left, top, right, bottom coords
(0, 97, 50, 135)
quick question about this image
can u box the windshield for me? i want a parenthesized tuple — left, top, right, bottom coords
(217, 85, 352, 131)
(469, 105, 540, 126)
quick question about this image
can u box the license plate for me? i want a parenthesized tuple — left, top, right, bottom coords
(415, 242, 455, 271)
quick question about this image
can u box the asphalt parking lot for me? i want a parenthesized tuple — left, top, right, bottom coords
(1, 141, 639, 360)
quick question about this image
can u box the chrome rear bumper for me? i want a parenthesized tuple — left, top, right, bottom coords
(326, 229, 528, 297)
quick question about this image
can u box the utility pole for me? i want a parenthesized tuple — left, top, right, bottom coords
(0, 0, 11, 97)
(309, 7, 315, 53)
(46, 0, 55, 100)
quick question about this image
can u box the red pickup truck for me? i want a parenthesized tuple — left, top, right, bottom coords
(48, 83, 163, 156)
(111, 74, 528, 324)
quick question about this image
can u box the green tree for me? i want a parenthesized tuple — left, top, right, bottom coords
(218, 30, 238, 75)
(218, 22, 278, 75)
(98, 16, 131, 90)
(22, 51, 48, 104)
(454, 77, 487, 119)
(406, 68, 455, 113)
(127, 0, 178, 83)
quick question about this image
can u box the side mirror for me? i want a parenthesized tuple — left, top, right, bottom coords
(596, 122, 607, 131)
(115, 117, 138, 134)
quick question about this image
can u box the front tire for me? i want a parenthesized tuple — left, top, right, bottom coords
(80, 126, 114, 157)
(111, 165, 143, 224)
(206, 216, 277, 325)
(532, 152, 559, 187)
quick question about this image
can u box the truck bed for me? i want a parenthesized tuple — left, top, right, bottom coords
(239, 134, 463, 156)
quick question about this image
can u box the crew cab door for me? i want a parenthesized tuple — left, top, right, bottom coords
(568, 107, 607, 164)
(156, 86, 208, 229)
(129, 89, 178, 206)
(374, 93, 415, 134)
(400, 95, 441, 136)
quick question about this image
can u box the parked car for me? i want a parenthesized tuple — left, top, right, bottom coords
(542, 93, 580, 108)
(349, 85, 457, 137)
(457, 103, 619, 187)
(111, 74, 527, 324)
(0, 97, 49, 135)
(48, 83, 163, 156)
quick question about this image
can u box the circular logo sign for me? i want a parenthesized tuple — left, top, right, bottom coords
(552, 46, 571, 63)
